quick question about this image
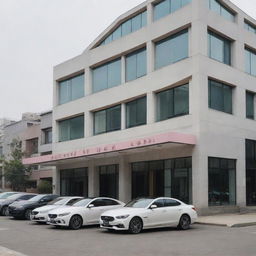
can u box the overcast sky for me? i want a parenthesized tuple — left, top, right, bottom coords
(0, 0, 255, 120)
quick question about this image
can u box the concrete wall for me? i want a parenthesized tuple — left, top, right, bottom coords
(50, 0, 256, 212)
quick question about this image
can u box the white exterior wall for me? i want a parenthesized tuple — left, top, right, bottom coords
(51, 0, 256, 213)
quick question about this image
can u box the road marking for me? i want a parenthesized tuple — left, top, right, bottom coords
(0, 246, 27, 256)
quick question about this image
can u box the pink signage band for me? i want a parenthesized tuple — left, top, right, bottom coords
(22, 132, 196, 165)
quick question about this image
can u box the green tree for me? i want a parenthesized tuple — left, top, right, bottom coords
(3, 139, 31, 191)
(37, 180, 52, 194)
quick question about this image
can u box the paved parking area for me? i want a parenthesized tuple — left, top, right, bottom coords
(0, 216, 256, 256)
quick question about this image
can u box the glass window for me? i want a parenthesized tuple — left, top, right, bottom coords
(157, 84, 189, 121)
(60, 168, 88, 197)
(43, 128, 52, 144)
(209, 0, 235, 22)
(155, 29, 188, 69)
(152, 199, 164, 208)
(99, 165, 119, 199)
(98, 11, 147, 47)
(245, 48, 256, 77)
(154, 0, 191, 21)
(59, 115, 84, 142)
(208, 31, 231, 65)
(208, 79, 233, 114)
(246, 91, 255, 120)
(245, 21, 256, 34)
(58, 74, 84, 105)
(126, 97, 146, 128)
(164, 199, 181, 206)
(126, 48, 147, 82)
(208, 157, 236, 206)
(92, 58, 121, 93)
(94, 105, 121, 135)
(131, 157, 192, 203)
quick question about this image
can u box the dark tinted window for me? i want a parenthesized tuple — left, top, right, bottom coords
(164, 199, 181, 206)
(20, 194, 36, 200)
(152, 199, 164, 208)
(92, 199, 106, 207)
(67, 198, 81, 206)
(103, 199, 119, 206)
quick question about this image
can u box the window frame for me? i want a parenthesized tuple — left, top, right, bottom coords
(93, 105, 121, 135)
(58, 115, 84, 142)
(58, 73, 85, 105)
(156, 83, 189, 121)
(208, 79, 233, 114)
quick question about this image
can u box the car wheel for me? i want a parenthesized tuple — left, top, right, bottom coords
(178, 214, 191, 230)
(69, 215, 83, 230)
(129, 217, 143, 234)
(25, 209, 32, 220)
(2, 206, 8, 216)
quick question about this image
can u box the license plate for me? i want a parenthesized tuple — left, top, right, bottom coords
(103, 220, 109, 226)
(50, 219, 56, 223)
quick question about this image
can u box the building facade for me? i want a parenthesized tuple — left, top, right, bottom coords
(24, 0, 256, 214)
(1, 112, 53, 191)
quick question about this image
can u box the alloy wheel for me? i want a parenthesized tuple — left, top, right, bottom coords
(70, 215, 83, 230)
(179, 215, 190, 230)
(129, 217, 143, 234)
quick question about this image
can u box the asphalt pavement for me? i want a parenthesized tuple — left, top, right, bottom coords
(0, 216, 256, 256)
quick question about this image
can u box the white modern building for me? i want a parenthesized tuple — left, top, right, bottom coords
(24, 0, 256, 214)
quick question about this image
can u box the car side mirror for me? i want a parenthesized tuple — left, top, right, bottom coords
(150, 204, 157, 210)
(88, 204, 94, 209)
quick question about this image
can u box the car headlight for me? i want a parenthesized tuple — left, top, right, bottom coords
(115, 215, 130, 219)
(58, 212, 70, 217)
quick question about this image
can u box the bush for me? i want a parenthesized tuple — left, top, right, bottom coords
(37, 180, 52, 194)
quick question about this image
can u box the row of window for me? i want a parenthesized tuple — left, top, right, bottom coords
(58, 75, 256, 142)
(208, 0, 235, 22)
(58, 83, 189, 142)
(58, 27, 256, 106)
(99, 11, 147, 46)
(98, 0, 255, 50)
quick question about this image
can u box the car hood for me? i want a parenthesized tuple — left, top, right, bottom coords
(0, 199, 15, 206)
(33, 205, 69, 213)
(9, 200, 38, 208)
(101, 207, 147, 217)
(49, 206, 84, 215)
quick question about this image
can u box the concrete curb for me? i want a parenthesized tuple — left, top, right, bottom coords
(0, 246, 27, 256)
(196, 221, 256, 228)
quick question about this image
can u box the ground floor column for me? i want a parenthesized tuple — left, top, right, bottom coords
(118, 156, 131, 203)
(52, 167, 60, 195)
(192, 148, 208, 211)
(88, 160, 99, 197)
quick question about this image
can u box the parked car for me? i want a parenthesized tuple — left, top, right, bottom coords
(100, 197, 198, 234)
(48, 197, 125, 230)
(0, 193, 37, 216)
(31, 196, 83, 223)
(0, 192, 19, 202)
(8, 194, 58, 220)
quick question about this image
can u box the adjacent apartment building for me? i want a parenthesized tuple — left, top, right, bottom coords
(1, 112, 53, 191)
(23, 0, 256, 214)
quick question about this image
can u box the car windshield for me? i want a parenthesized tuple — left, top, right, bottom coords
(72, 198, 92, 207)
(28, 194, 45, 202)
(125, 199, 154, 208)
(49, 198, 68, 205)
(0, 192, 17, 199)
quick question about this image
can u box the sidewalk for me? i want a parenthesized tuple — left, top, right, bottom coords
(0, 246, 27, 256)
(197, 213, 256, 227)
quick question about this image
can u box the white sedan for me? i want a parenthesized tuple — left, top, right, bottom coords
(100, 197, 198, 234)
(31, 196, 83, 223)
(47, 197, 125, 230)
